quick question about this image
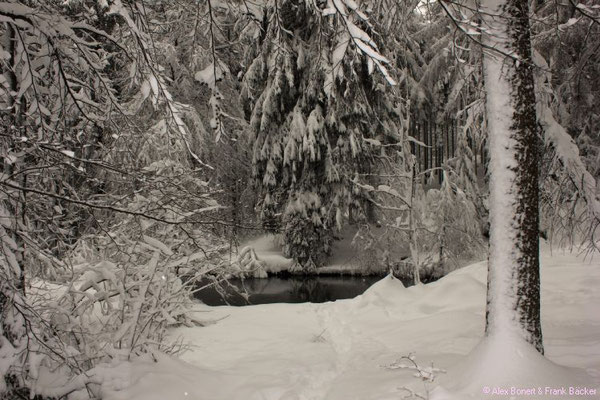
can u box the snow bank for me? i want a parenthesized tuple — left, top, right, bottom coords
(354, 273, 407, 307)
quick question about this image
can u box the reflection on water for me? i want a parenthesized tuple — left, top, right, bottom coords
(194, 275, 413, 306)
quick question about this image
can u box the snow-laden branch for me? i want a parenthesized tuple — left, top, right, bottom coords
(534, 52, 600, 228)
(324, 0, 396, 85)
(538, 106, 600, 224)
(0, 180, 230, 226)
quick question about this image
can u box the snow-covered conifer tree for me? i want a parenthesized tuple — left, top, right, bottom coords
(242, 0, 401, 271)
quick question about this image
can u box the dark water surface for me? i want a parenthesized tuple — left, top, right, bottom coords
(194, 275, 414, 306)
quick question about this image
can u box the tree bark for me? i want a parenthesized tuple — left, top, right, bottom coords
(482, 0, 543, 353)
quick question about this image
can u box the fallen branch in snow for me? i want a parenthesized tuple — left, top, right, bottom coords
(383, 353, 446, 400)
(398, 386, 428, 400)
(383, 354, 446, 381)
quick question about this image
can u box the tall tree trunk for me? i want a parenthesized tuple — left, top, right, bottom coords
(481, 0, 543, 353)
(1, 22, 29, 397)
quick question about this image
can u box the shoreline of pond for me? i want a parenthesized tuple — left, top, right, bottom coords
(190, 271, 441, 306)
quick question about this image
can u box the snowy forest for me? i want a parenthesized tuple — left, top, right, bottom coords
(1, 0, 599, 399)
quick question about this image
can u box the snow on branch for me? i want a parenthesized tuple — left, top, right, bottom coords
(538, 106, 600, 224)
(534, 52, 600, 231)
(324, 0, 396, 85)
(568, 0, 600, 27)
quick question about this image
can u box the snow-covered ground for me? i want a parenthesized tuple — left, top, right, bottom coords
(96, 245, 599, 400)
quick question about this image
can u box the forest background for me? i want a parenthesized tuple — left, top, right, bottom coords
(0, 0, 599, 398)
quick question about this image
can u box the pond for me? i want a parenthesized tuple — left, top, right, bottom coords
(193, 275, 414, 306)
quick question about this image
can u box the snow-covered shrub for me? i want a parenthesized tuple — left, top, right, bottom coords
(13, 218, 227, 398)
(416, 173, 485, 277)
(0, 154, 227, 398)
(59, 252, 190, 355)
(363, 165, 484, 282)
(350, 225, 409, 275)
